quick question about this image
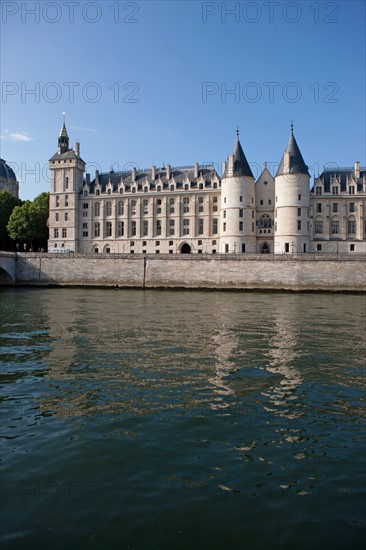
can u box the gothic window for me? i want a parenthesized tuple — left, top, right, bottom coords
(258, 214, 272, 228)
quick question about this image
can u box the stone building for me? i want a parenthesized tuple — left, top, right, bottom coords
(48, 123, 366, 255)
(0, 158, 19, 198)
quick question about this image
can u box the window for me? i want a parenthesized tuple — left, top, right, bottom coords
(240, 196, 243, 202)
(82, 223, 88, 237)
(94, 202, 100, 216)
(225, 244, 229, 253)
(331, 220, 339, 234)
(268, 200, 272, 205)
(258, 215, 272, 228)
(223, 211, 226, 218)
(332, 186, 338, 195)
(62, 228, 67, 238)
(106, 202, 112, 216)
(169, 219, 175, 235)
(224, 197, 226, 204)
(118, 221, 124, 237)
(350, 244, 355, 251)
(107, 189, 111, 195)
(143, 220, 148, 236)
(349, 203, 355, 213)
(183, 197, 189, 213)
(169, 198, 174, 205)
(316, 186, 322, 195)
(241, 244, 245, 253)
(212, 219, 218, 234)
(65, 195, 69, 207)
(183, 219, 190, 235)
(106, 222, 112, 237)
(118, 201, 124, 216)
(199, 205, 203, 213)
(95, 222, 100, 237)
(56, 195, 59, 207)
(65, 176, 69, 189)
(285, 243, 290, 253)
(198, 197, 204, 203)
(54, 228, 59, 238)
(170, 185, 174, 191)
(332, 203, 338, 213)
(252, 223, 254, 232)
(349, 186, 355, 195)
(239, 221, 243, 231)
(156, 220, 161, 236)
(317, 244, 322, 251)
(169, 241, 173, 246)
(184, 184, 189, 190)
(223, 222, 226, 232)
(348, 220, 356, 234)
(298, 208, 301, 216)
(315, 221, 323, 234)
(55, 213, 59, 221)
(65, 213, 68, 221)
(298, 194, 301, 200)
(260, 200, 263, 205)
(252, 211, 254, 218)
(96, 189, 100, 196)
(239, 209, 243, 217)
(316, 203, 322, 213)
(297, 220, 302, 230)
(131, 221, 136, 236)
(198, 219, 204, 235)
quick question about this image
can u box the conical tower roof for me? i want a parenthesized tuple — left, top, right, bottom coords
(276, 127, 309, 177)
(224, 130, 254, 178)
(59, 122, 69, 139)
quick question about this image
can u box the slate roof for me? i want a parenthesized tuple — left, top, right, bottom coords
(86, 165, 219, 194)
(276, 130, 310, 177)
(223, 133, 254, 178)
(312, 168, 366, 193)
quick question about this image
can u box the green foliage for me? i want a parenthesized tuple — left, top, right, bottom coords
(6, 192, 49, 250)
(0, 191, 23, 250)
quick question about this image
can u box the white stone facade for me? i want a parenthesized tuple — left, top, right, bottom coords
(47, 124, 366, 255)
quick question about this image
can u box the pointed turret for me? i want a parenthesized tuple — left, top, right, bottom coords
(276, 126, 309, 177)
(58, 121, 69, 154)
(225, 129, 254, 178)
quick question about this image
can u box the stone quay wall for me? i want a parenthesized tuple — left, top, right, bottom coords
(4, 253, 365, 291)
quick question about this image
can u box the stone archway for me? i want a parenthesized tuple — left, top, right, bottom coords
(180, 243, 191, 254)
(260, 242, 270, 254)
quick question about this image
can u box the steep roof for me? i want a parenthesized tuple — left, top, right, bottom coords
(276, 129, 309, 177)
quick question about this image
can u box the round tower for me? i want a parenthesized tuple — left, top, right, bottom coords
(220, 130, 256, 254)
(274, 127, 310, 254)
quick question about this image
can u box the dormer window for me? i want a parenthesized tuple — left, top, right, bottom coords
(332, 186, 338, 195)
(107, 188, 111, 195)
(84, 190, 88, 196)
(316, 186, 322, 195)
(96, 189, 100, 196)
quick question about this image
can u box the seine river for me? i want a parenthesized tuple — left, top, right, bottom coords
(1, 288, 365, 549)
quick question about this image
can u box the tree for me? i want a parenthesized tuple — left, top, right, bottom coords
(0, 191, 23, 250)
(7, 192, 49, 250)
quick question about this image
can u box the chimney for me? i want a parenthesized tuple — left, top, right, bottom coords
(95, 170, 99, 184)
(132, 167, 137, 181)
(194, 162, 199, 178)
(166, 164, 171, 179)
(221, 161, 227, 177)
(284, 152, 291, 174)
(151, 165, 156, 180)
(227, 154, 234, 177)
(74, 141, 80, 157)
(355, 161, 360, 179)
(86, 173, 90, 185)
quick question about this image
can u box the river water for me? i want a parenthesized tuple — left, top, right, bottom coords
(0, 288, 365, 549)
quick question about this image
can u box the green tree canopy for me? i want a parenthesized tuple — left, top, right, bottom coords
(0, 191, 23, 250)
(7, 192, 49, 250)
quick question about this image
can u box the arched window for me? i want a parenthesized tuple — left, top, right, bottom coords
(184, 184, 189, 190)
(157, 185, 161, 192)
(119, 187, 123, 194)
(96, 189, 100, 196)
(258, 214, 272, 228)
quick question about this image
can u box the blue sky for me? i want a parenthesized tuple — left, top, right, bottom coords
(1, 0, 365, 200)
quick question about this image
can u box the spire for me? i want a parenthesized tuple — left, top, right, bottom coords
(275, 127, 309, 177)
(58, 113, 69, 154)
(230, 130, 254, 178)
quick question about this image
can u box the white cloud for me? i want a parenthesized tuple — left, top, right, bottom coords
(0, 130, 34, 142)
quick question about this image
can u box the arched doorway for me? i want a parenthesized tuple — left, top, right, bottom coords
(260, 242, 270, 254)
(180, 243, 191, 254)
